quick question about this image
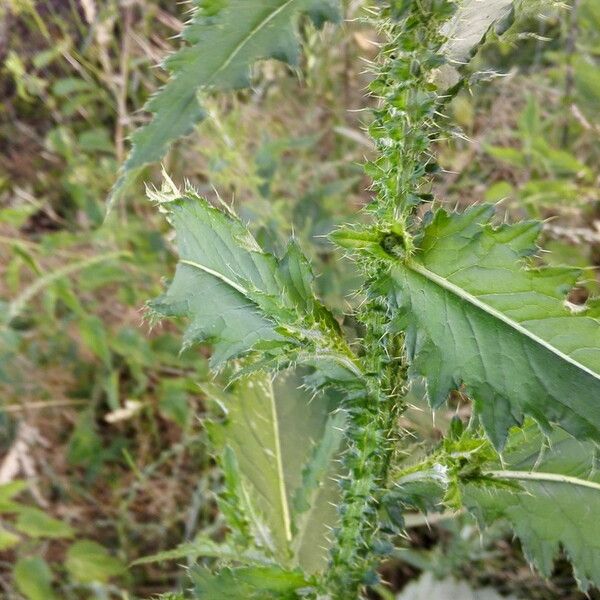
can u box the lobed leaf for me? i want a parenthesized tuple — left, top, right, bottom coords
(386, 204, 600, 447)
(111, 0, 341, 205)
(463, 423, 600, 590)
(148, 190, 285, 366)
(427, 0, 516, 90)
(148, 182, 361, 389)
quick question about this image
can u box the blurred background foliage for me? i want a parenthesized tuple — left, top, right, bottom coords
(0, 0, 598, 598)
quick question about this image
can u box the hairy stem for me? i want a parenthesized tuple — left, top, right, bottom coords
(325, 1, 458, 595)
(326, 311, 404, 597)
(326, 401, 395, 593)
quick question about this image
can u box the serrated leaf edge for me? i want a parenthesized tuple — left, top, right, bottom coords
(404, 259, 600, 382)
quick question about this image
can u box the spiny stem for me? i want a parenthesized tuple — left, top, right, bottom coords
(325, 1, 459, 596)
(326, 311, 404, 597)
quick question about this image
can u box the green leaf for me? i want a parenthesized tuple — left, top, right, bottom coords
(575, 55, 600, 124)
(386, 205, 600, 447)
(205, 369, 344, 571)
(65, 540, 126, 583)
(191, 565, 312, 599)
(279, 240, 319, 314)
(0, 480, 27, 513)
(131, 535, 269, 566)
(79, 315, 111, 368)
(14, 557, 59, 600)
(148, 183, 359, 385)
(208, 376, 292, 552)
(0, 525, 20, 550)
(158, 379, 190, 428)
(7, 251, 125, 322)
(51, 77, 96, 96)
(111, 0, 341, 204)
(485, 145, 527, 168)
(462, 422, 600, 591)
(388, 466, 449, 518)
(15, 508, 74, 539)
(434, 1, 549, 90)
(291, 410, 346, 573)
(148, 189, 288, 367)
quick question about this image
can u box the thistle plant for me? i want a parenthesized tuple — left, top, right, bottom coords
(124, 1, 600, 598)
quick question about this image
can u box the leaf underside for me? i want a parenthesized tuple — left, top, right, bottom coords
(110, 0, 341, 204)
(205, 369, 345, 572)
(440, 0, 515, 64)
(387, 204, 600, 448)
(431, 0, 517, 89)
(463, 422, 600, 590)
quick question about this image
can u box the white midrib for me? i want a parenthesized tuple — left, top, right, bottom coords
(406, 261, 600, 382)
(180, 259, 248, 296)
(180, 260, 365, 382)
(486, 469, 600, 492)
(208, 0, 298, 85)
(265, 377, 293, 543)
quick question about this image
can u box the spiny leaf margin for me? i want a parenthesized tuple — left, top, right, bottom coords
(462, 423, 600, 591)
(110, 0, 341, 206)
(146, 176, 363, 391)
(384, 204, 600, 448)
